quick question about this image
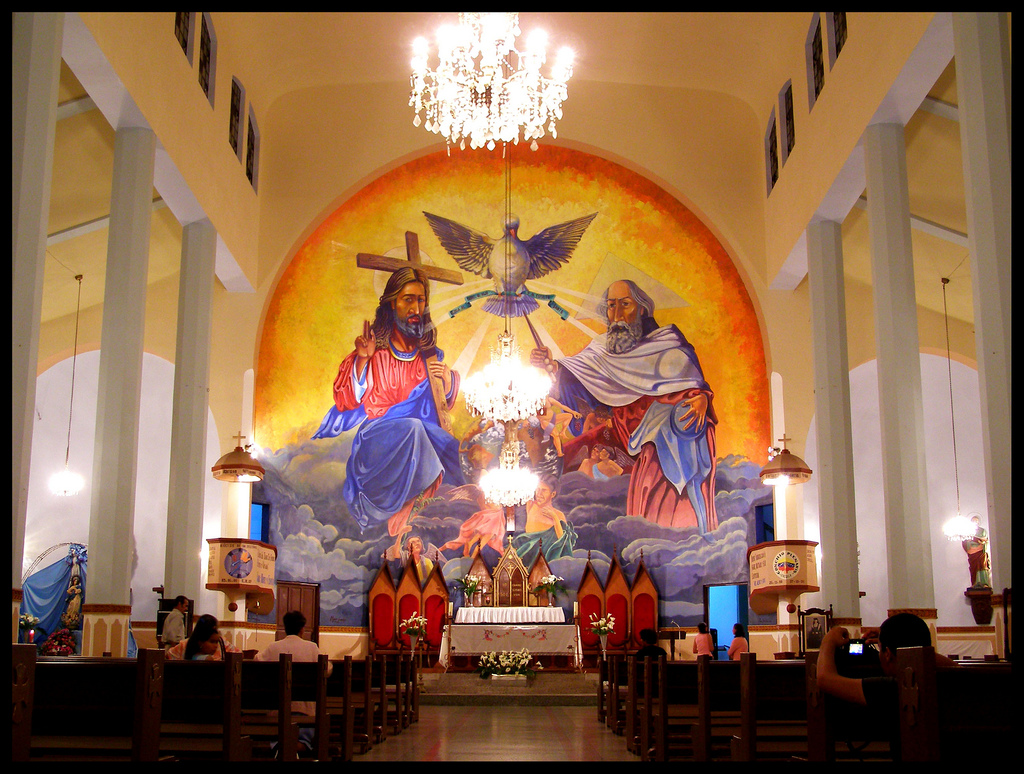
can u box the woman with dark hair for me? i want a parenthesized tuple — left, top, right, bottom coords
(692, 621, 715, 657)
(166, 614, 241, 661)
(727, 622, 749, 660)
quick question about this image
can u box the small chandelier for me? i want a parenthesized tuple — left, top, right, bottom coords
(212, 432, 265, 483)
(760, 437, 813, 487)
(463, 330, 552, 423)
(410, 12, 575, 151)
(479, 434, 542, 508)
(49, 274, 86, 497)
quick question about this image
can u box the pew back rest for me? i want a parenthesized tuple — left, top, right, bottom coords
(31, 652, 163, 738)
(750, 659, 807, 720)
(162, 652, 242, 725)
(240, 655, 292, 711)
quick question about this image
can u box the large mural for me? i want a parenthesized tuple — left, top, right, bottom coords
(253, 145, 772, 628)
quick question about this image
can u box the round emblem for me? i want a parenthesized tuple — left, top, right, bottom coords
(773, 550, 800, 580)
(224, 547, 253, 579)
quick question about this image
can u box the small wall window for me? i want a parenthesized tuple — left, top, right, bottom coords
(806, 13, 825, 110)
(765, 107, 779, 196)
(229, 78, 245, 160)
(174, 12, 194, 64)
(198, 12, 217, 108)
(826, 12, 848, 68)
(246, 106, 260, 193)
(778, 80, 795, 166)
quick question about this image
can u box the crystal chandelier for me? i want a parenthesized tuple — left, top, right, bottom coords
(49, 274, 86, 497)
(410, 12, 575, 151)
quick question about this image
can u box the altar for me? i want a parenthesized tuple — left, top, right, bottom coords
(440, 603, 578, 668)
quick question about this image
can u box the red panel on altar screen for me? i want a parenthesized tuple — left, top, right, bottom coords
(632, 594, 657, 646)
(372, 594, 395, 649)
(398, 595, 420, 647)
(607, 594, 629, 646)
(580, 595, 602, 646)
(423, 595, 445, 647)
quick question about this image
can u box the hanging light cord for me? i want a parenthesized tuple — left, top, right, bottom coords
(503, 142, 513, 337)
(64, 274, 83, 469)
(941, 277, 961, 515)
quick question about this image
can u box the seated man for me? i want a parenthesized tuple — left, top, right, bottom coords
(816, 612, 955, 758)
(256, 610, 333, 757)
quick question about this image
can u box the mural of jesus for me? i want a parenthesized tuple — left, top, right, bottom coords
(312, 267, 466, 550)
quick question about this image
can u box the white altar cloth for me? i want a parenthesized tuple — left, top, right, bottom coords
(456, 606, 565, 624)
(440, 623, 581, 668)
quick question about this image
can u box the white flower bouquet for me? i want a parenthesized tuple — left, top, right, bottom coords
(532, 574, 567, 596)
(400, 613, 428, 637)
(455, 574, 484, 596)
(19, 614, 40, 630)
(589, 613, 616, 636)
(475, 648, 537, 679)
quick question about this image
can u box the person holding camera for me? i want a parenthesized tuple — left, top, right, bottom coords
(816, 612, 955, 705)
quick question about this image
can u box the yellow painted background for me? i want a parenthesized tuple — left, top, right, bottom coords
(255, 145, 768, 463)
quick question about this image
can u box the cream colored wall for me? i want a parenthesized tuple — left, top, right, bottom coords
(77, 12, 260, 286)
(764, 12, 936, 280)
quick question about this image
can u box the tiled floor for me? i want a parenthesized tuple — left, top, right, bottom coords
(355, 704, 638, 762)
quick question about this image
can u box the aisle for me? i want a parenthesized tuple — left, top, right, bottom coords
(355, 705, 637, 762)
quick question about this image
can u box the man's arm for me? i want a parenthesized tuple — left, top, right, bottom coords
(816, 626, 867, 705)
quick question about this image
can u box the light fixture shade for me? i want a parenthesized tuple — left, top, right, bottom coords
(759, 448, 812, 487)
(212, 445, 265, 483)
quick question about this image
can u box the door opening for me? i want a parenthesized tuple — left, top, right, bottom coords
(705, 583, 749, 660)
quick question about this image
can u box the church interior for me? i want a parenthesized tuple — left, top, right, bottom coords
(13, 12, 1010, 762)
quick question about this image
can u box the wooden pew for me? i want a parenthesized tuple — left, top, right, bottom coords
(161, 651, 252, 761)
(328, 655, 386, 755)
(596, 656, 608, 724)
(896, 646, 1012, 762)
(605, 653, 629, 735)
(382, 652, 411, 735)
(291, 654, 331, 761)
(325, 656, 355, 761)
(11, 644, 35, 762)
(624, 655, 658, 756)
(804, 651, 894, 762)
(730, 654, 807, 761)
(239, 654, 299, 761)
(695, 656, 742, 761)
(643, 659, 700, 762)
(21, 648, 165, 762)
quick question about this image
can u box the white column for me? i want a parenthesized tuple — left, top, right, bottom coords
(12, 12, 63, 606)
(85, 127, 156, 656)
(952, 12, 1011, 592)
(164, 220, 217, 603)
(863, 123, 934, 611)
(806, 219, 860, 618)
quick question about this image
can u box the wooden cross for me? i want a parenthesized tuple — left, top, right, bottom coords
(356, 231, 464, 433)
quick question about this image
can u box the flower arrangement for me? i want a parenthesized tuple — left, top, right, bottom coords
(454, 574, 484, 597)
(475, 648, 537, 679)
(532, 574, 567, 597)
(400, 613, 428, 637)
(41, 627, 76, 656)
(19, 614, 40, 630)
(589, 613, 616, 636)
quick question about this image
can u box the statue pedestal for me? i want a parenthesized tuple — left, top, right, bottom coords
(965, 587, 994, 625)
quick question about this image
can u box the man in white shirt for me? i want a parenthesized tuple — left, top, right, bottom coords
(162, 596, 188, 649)
(256, 610, 332, 754)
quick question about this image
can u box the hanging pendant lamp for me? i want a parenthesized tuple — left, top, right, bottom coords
(759, 437, 812, 487)
(212, 431, 265, 483)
